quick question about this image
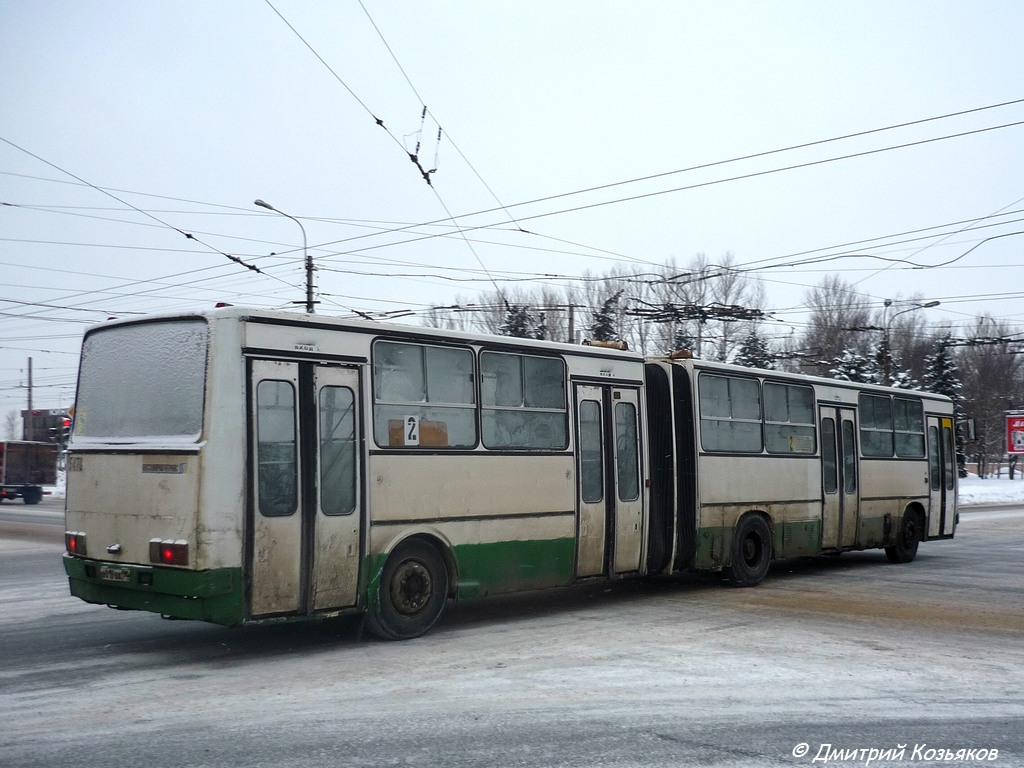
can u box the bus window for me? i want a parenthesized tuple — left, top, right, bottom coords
(615, 402, 639, 502)
(256, 380, 298, 517)
(373, 341, 476, 448)
(928, 426, 941, 491)
(943, 425, 955, 490)
(481, 352, 567, 449)
(75, 319, 207, 440)
(821, 417, 838, 494)
(319, 386, 356, 516)
(579, 400, 603, 503)
(894, 397, 925, 457)
(699, 374, 762, 453)
(764, 382, 815, 454)
(842, 420, 857, 494)
(859, 394, 894, 457)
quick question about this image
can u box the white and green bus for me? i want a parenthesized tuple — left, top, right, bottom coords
(63, 307, 958, 639)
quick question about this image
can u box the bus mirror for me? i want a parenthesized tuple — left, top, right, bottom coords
(961, 418, 976, 441)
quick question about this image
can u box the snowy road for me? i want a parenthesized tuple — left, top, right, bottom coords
(2, 505, 1023, 767)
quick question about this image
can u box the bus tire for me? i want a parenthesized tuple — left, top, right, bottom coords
(885, 510, 920, 564)
(366, 538, 449, 641)
(725, 514, 772, 587)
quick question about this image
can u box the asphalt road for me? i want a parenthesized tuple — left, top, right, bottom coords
(2, 501, 1023, 768)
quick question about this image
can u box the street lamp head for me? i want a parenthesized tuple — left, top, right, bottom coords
(922, 300, 940, 309)
(254, 199, 274, 211)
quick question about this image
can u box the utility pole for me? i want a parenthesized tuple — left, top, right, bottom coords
(26, 357, 33, 441)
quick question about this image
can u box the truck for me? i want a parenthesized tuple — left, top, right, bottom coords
(0, 441, 58, 505)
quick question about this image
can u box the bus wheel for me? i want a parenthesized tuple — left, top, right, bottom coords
(885, 511, 920, 564)
(725, 515, 772, 587)
(367, 539, 449, 641)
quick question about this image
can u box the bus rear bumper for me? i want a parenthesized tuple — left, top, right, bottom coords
(63, 554, 244, 626)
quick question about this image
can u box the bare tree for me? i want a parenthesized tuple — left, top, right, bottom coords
(956, 315, 1024, 476)
(799, 275, 873, 375)
(643, 253, 767, 359)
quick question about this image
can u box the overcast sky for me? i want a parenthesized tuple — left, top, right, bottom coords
(1, 1, 1022, 419)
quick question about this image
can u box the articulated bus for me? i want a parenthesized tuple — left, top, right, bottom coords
(63, 307, 957, 639)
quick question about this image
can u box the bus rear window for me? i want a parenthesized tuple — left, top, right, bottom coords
(73, 319, 208, 441)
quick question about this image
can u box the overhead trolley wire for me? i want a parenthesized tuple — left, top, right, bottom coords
(0, 136, 288, 289)
(264, 0, 514, 301)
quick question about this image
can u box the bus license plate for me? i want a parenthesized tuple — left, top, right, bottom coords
(99, 566, 132, 583)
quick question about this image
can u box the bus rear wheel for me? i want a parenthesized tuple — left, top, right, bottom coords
(885, 510, 920, 564)
(725, 514, 772, 587)
(366, 539, 449, 641)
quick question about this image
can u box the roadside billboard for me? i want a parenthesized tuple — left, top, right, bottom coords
(1008, 413, 1024, 455)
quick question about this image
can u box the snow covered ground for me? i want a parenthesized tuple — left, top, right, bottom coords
(957, 473, 1024, 506)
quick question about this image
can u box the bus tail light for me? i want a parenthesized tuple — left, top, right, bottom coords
(149, 538, 189, 566)
(65, 531, 87, 557)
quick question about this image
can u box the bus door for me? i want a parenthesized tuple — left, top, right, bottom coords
(927, 415, 956, 537)
(819, 405, 859, 549)
(575, 384, 644, 577)
(248, 359, 362, 618)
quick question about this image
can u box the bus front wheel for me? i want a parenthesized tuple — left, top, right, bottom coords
(366, 539, 449, 641)
(885, 511, 920, 564)
(725, 515, 772, 587)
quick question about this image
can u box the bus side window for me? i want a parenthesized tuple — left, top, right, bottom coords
(859, 394, 894, 457)
(372, 341, 476, 448)
(256, 379, 298, 517)
(928, 426, 941, 491)
(894, 397, 925, 457)
(942, 425, 955, 490)
(698, 374, 762, 453)
(480, 352, 567, 449)
(821, 417, 838, 494)
(842, 420, 857, 494)
(319, 385, 356, 516)
(615, 402, 640, 502)
(764, 382, 815, 454)
(579, 400, 604, 503)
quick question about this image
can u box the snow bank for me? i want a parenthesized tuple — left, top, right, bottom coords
(957, 474, 1024, 506)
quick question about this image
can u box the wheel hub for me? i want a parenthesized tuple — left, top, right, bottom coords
(390, 560, 432, 616)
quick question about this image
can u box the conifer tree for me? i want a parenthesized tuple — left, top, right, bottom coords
(829, 349, 881, 384)
(499, 304, 533, 338)
(733, 330, 775, 369)
(589, 291, 622, 342)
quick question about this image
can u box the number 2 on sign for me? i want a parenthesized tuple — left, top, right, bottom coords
(405, 415, 420, 446)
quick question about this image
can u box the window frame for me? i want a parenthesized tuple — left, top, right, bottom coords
(893, 396, 926, 458)
(255, 378, 298, 518)
(763, 381, 816, 455)
(698, 373, 764, 454)
(479, 350, 568, 450)
(859, 393, 895, 458)
(371, 339, 478, 449)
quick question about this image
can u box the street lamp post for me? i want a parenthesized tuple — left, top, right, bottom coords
(254, 199, 315, 313)
(883, 299, 940, 384)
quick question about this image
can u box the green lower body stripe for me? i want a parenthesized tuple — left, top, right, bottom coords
(63, 554, 244, 626)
